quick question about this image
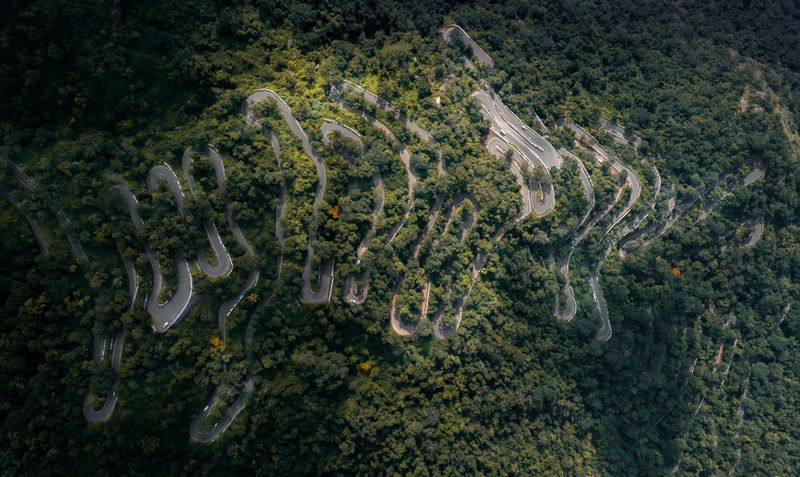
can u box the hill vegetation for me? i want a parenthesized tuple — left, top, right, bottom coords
(1, 1, 799, 475)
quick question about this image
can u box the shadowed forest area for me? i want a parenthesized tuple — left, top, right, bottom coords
(1, 1, 799, 475)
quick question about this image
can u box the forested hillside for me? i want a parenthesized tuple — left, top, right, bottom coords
(1, 1, 799, 475)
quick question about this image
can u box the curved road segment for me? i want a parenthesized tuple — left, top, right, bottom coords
(553, 250, 578, 322)
(590, 267, 613, 341)
(83, 328, 125, 423)
(721, 216, 764, 252)
(321, 120, 385, 305)
(636, 158, 765, 249)
(390, 193, 479, 338)
(242, 92, 287, 281)
(549, 150, 597, 322)
(338, 80, 434, 143)
(188, 93, 294, 444)
(320, 120, 362, 145)
(473, 90, 559, 215)
(121, 252, 138, 309)
(330, 83, 417, 246)
(697, 159, 765, 221)
(242, 89, 334, 304)
(332, 81, 446, 174)
(185, 145, 260, 344)
(439, 24, 496, 68)
(599, 117, 642, 149)
(564, 121, 641, 240)
(217, 205, 260, 342)
(558, 122, 648, 339)
(183, 145, 261, 437)
(389, 195, 446, 337)
(6, 160, 130, 422)
(616, 165, 662, 253)
(189, 377, 254, 443)
(485, 136, 533, 220)
(190, 94, 302, 444)
(580, 133, 763, 341)
(550, 149, 623, 334)
(8, 161, 86, 260)
(0, 189, 49, 256)
(429, 194, 479, 339)
(117, 183, 196, 333)
(182, 147, 234, 279)
(559, 147, 595, 231)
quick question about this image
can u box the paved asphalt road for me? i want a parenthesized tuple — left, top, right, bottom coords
(485, 136, 533, 219)
(321, 120, 386, 305)
(182, 147, 233, 279)
(83, 328, 125, 423)
(440, 24, 496, 68)
(117, 183, 196, 333)
(0, 189, 49, 255)
(242, 88, 334, 304)
(6, 161, 130, 422)
(189, 377, 254, 443)
(473, 90, 557, 215)
(330, 84, 417, 246)
(564, 121, 642, 240)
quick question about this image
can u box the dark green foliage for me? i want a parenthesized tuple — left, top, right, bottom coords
(1, 1, 799, 476)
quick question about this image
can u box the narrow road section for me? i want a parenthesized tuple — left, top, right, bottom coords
(473, 90, 559, 215)
(439, 24, 496, 68)
(117, 183, 196, 332)
(321, 120, 384, 305)
(242, 88, 333, 304)
(0, 189, 49, 255)
(330, 83, 417, 246)
(182, 147, 233, 279)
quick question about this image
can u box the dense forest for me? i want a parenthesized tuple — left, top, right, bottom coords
(1, 0, 800, 475)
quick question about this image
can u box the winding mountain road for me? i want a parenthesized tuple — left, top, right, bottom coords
(721, 216, 764, 252)
(615, 166, 661, 243)
(473, 90, 558, 215)
(564, 121, 641, 240)
(242, 88, 334, 304)
(429, 194, 479, 339)
(182, 147, 233, 279)
(391, 193, 479, 338)
(559, 147, 595, 231)
(188, 146, 259, 344)
(635, 158, 765, 249)
(6, 160, 129, 422)
(242, 93, 287, 280)
(590, 266, 612, 341)
(389, 195, 445, 336)
(697, 158, 765, 221)
(187, 92, 295, 444)
(0, 189, 49, 255)
(599, 117, 642, 149)
(551, 150, 597, 322)
(330, 83, 417, 246)
(321, 120, 385, 304)
(189, 377, 254, 443)
(439, 24, 496, 68)
(117, 183, 196, 332)
(486, 136, 533, 220)
(120, 253, 138, 309)
(84, 328, 125, 423)
(338, 80, 434, 143)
